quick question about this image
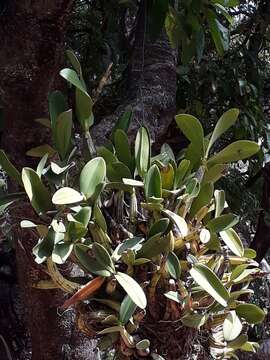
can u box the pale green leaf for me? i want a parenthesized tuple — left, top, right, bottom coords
(115, 272, 147, 309)
(190, 263, 229, 307)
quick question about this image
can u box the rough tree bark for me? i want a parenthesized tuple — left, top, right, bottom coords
(92, 0, 177, 150)
(0, 2, 97, 360)
(250, 164, 270, 262)
(0, 0, 178, 359)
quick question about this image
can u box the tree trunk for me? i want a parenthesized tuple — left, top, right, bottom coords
(0, 2, 97, 359)
(250, 164, 270, 262)
(92, 0, 177, 151)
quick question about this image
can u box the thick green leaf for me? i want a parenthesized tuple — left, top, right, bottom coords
(60, 68, 86, 93)
(244, 248, 257, 259)
(33, 227, 56, 261)
(207, 9, 229, 56)
(164, 291, 182, 303)
(190, 182, 214, 217)
(22, 168, 52, 214)
(80, 157, 106, 200)
(115, 271, 147, 309)
(236, 304, 265, 324)
(26, 145, 56, 158)
(135, 127, 150, 178)
(149, 218, 170, 238)
(206, 214, 239, 233)
(97, 146, 118, 165)
(76, 88, 94, 132)
(48, 90, 67, 129)
(206, 108, 239, 157)
(160, 163, 174, 190)
(36, 154, 48, 177)
(207, 141, 260, 166)
(122, 178, 144, 187)
(136, 339, 150, 350)
(163, 209, 188, 237)
(52, 242, 73, 264)
(137, 233, 169, 259)
(67, 221, 87, 241)
(74, 245, 112, 277)
(166, 251, 181, 279)
(114, 129, 132, 170)
(52, 187, 84, 205)
(174, 159, 190, 188)
(202, 163, 227, 184)
(66, 49, 82, 75)
(92, 242, 115, 273)
(214, 189, 225, 217)
(112, 237, 144, 261)
(94, 204, 107, 232)
(73, 206, 91, 227)
(107, 161, 132, 182)
(181, 313, 208, 329)
(144, 164, 162, 201)
(119, 295, 137, 325)
(54, 109, 73, 160)
(111, 107, 132, 139)
(220, 228, 244, 257)
(190, 263, 229, 307)
(175, 114, 204, 157)
(223, 311, 242, 341)
(0, 150, 22, 186)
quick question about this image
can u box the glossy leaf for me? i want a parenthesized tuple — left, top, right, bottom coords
(114, 129, 132, 170)
(144, 164, 162, 201)
(26, 144, 56, 158)
(119, 295, 137, 325)
(223, 311, 242, 341)
(22, 167, 52, 214)
(73, 206, 91, 227)
(80, 157, 106, 200)
(190, 263, 229, 307)
(207, 9, 229, 56)
(207, 141, 260, 167)
(149, 218, 170, 238)
(36, 154, 48, 177)
(220, 228, 244, 257)
(236, 304, 266, 324)
(111, 107, 132, 138)
(115, 272, 146, 309)
(52, 187, 84, 205)
(206, 214, 239, 233)
(74, 245, 112, 277)
(175, 114, 204, 157)
(214, 189, 225, 217)
(137, 233, 169, 259)
(181, 313, 208, 329)
(163, 209, 188, 237)
(190, 182, 214, 217)
(92, 242, 115, 273)
(174, 159, 190, 188)
(135, 127, 150, 178)
(206, 108, 239, 157)
(203, 163, 227, 184)
(54, 109, 73, 160)
(164, 291, 182, 303)
(76, 88, 94, 132)
(48, 90, 67, 129)
(166, 251, 181, 279)
(0, 150, 22, 186)
(52, 242, 73, 264)
(160, 163, 174, 190)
